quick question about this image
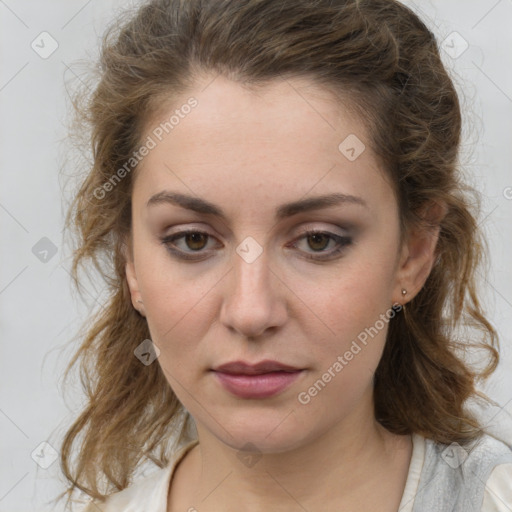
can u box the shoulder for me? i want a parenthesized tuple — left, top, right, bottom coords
(81, 440, 199, 512)
(461, 433, 512, 511)
(416, 432, 512, 511)
(423, 431, 512, 473)
(482, 459, 512, 512)
(81, 466, 172, 512)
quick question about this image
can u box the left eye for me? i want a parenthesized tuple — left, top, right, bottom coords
(161, 229, 352, 261)
(289, 230, 352, 260)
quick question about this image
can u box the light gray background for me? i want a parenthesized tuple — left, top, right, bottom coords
(1, 1, 511, 510)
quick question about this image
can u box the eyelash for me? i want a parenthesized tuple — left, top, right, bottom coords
(160, 229, 353, 261)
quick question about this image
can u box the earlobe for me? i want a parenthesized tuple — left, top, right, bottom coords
(394, 200, 447, 304)
(123, 240, 146, 317)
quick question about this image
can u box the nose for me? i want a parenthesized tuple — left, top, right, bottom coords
(219, 247, 288, 339)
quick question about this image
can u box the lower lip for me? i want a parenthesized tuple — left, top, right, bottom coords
(213, 370, 303, 399)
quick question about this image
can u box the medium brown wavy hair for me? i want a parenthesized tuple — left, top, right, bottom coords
(58, 0, 500, 507)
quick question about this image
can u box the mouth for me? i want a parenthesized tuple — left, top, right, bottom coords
(211, 360, 304, 399)
(213, 360, 302, 375)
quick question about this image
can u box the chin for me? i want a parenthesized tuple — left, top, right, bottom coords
(201, 406, 317, 454)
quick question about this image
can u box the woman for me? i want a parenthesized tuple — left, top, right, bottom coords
(58, 0, 512, 510)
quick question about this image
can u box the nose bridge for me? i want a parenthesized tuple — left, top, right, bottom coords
(235, 246, 271, 294)
(232, 232, 274, 295)
(220, 240, 286, 337)
(232, 243, 275, 309)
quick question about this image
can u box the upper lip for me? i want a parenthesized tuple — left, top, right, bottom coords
(213, 360, 302, 375)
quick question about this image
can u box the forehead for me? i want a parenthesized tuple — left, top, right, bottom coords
(133, 74, 395, 220)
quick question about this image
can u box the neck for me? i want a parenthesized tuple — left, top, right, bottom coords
(177, 391, 412, 511)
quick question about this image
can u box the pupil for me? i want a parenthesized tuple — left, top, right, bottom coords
(309, 233, 328, 251)
(187, 233, 206, 250)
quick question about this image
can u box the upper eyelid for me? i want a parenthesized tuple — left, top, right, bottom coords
(163, 226, 349, 243)
(163, 220, 352, 237)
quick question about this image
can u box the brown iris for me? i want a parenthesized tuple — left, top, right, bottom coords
(306, 233, 330, 251)
(185, 232, 208, 250)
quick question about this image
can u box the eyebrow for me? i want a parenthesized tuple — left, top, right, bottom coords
(146, 191, 368, 221)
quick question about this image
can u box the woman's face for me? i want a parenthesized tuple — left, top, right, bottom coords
(126, 74, 412, 453)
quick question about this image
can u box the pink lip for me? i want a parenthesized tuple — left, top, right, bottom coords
(211, 360, 304, 399)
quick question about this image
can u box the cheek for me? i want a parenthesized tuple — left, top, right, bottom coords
(142, 272, 215, 351)
(141, 276, 216, 392)
(295, 287, 394, 415)
(301, 245, 398, 376)
(311, 246, 397, 334)
(134, 242, 226, 365)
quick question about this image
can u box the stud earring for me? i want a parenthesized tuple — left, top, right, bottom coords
(401, 289, 407, 296)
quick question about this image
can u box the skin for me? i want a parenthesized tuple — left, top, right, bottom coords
(125, 74, 443, 511)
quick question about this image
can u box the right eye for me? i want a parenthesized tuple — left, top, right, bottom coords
(160, 230, 221, 260)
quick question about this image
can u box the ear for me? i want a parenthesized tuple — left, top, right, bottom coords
(123, 237, 146, 317)
(392, 200, 448, 305)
